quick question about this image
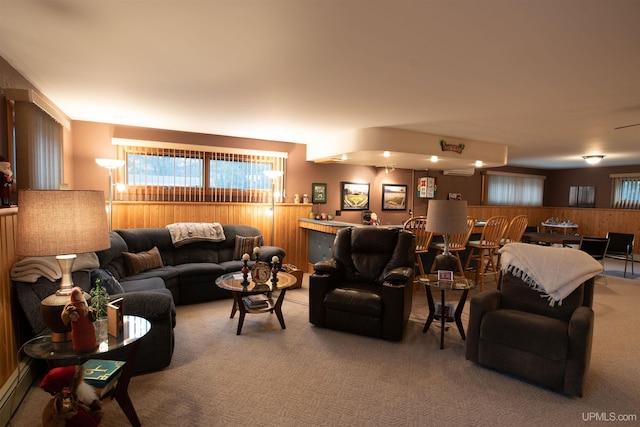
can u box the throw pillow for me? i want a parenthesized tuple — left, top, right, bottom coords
(233, 235, 264, 260)
(122, 246, 163, 276)
(90, 268, 125, 295)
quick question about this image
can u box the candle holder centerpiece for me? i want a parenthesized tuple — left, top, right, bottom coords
(241, 253, 250, 287)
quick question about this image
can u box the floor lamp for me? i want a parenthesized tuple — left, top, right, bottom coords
(264, 170, 284, 246)
(95, 158, 126, 230)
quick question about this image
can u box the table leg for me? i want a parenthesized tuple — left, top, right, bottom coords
(422, 286, 435, 332)
(231, 291, 247, 335)
(454, 289, 470, 340)
(273, 289, 287, 329)
(113, 340, 143, 427)
(440, 289, 445, 349)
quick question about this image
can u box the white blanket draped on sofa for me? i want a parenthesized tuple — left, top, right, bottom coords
(499, 242, 603, 306)
(10, 252, 100, 283)
(166, 222, 226, 247)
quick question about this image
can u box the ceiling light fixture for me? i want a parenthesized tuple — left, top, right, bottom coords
(383, 151, 391, 157)
(583, 155, 604, 165)
(430, 155, 438, 162)
(475, 160, 483, 167)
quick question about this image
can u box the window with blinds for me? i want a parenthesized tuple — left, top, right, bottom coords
(114, 142, 286, 202)
(611, 174, 640, 209)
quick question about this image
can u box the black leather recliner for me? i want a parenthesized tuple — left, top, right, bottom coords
(466, 271, 595, 396)
(309, 226, 416, 341)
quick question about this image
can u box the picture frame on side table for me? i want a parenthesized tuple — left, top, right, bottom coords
(312, 183, 327, 204)
(341, 182, 370, 210)
(382, 184, 407, 210)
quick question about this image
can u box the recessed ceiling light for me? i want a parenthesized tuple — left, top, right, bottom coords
(475, 160, 483, 167)
(430, 155, 438, 162)
(383, 151, 391, 157)
(583, 155, 604, 165)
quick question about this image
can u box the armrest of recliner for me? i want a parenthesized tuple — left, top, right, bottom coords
(382, 266, 413, 284)
(308, 272, 336, 327)
(564, 305, 594, 396)
(313, 258, 340, 276)
(465, 290, 501, 362)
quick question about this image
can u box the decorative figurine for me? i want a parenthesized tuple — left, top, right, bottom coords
(0, 155, 14, 207)
(61, 287, 97, 353)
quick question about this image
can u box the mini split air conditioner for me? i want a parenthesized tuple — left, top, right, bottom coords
(442, 169, 475, 177)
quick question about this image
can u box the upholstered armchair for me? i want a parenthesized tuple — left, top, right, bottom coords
(465, 271, 595, 397)
(309, 226, 416, 341)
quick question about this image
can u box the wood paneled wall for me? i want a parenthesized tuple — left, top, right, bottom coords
(0, 208, 19, 388)
(111, 202, 312, 270)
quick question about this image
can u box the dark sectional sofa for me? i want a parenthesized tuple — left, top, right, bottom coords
(15, 224, 285, 374)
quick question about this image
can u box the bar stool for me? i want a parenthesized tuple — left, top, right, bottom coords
(403, 216, 433, 290)
(497, 215, 528, 269)
(429, 216, 475, 276)
(465, 215, 509, 290)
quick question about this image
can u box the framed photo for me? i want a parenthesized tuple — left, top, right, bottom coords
(437, 270, 453, 281)
(341, 182, 370, 210)
(312, 183, 327, 204)
(448, 193, 462, 200)
(382, 184, 407, 210)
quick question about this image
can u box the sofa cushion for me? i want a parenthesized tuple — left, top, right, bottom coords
(90, 268, 125, 295)
(122, 246, 164, 276)
(233, 235, 264, 260)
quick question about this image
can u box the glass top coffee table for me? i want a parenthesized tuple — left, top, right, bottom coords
(23, 315, 150, 427)
(215, 270, 297, 335)
(418, 275, 476, 349)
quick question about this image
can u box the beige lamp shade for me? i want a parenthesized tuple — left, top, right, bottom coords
(17, 190, 110, 256)
(425, 199, 468, 235)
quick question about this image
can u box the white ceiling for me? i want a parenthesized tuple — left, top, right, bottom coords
(1, 0, 640, 170)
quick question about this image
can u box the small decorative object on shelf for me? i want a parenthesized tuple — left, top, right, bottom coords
(253, 246, 261, 260)
(271, 256, 280, 289)
(241, 253, 250, 287)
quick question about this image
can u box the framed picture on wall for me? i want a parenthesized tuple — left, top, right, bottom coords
(312, 183, 327, 204)
(341, 182, 370, 210)
(382, 184, 407, 210)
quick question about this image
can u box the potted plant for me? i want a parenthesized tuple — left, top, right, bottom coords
(90, 278, 109, 339)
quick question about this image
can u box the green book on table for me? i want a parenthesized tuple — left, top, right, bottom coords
(82, 359, 125, 389)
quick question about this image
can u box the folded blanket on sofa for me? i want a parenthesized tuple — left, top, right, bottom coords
(10, 252, 100, 283)
(166, 222, 226, 247)
(499, 242, 602, 306)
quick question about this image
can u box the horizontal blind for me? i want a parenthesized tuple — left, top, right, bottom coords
(612, 174, 640, 209)
(115, 145, 285, 203)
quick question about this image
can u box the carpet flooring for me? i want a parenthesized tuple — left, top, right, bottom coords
(8, 259, 640, 426)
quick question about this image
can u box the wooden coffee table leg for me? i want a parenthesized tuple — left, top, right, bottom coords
(114, 340, 142, 427)
(273, 289, 287, 329)
(235, 292, 246, 335)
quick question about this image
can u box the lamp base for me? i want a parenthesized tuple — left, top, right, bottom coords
(434, 253, 458, 273)
(41, 290, 91, 343)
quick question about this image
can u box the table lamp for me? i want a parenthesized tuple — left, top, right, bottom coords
(16, 190, 110, 342)
(425, 199, 468, 273)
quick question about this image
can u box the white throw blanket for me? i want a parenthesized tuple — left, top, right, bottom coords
(499, 243, 603, 306)
(166, 222, 226, 247)
(10, 252, 100, 283)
